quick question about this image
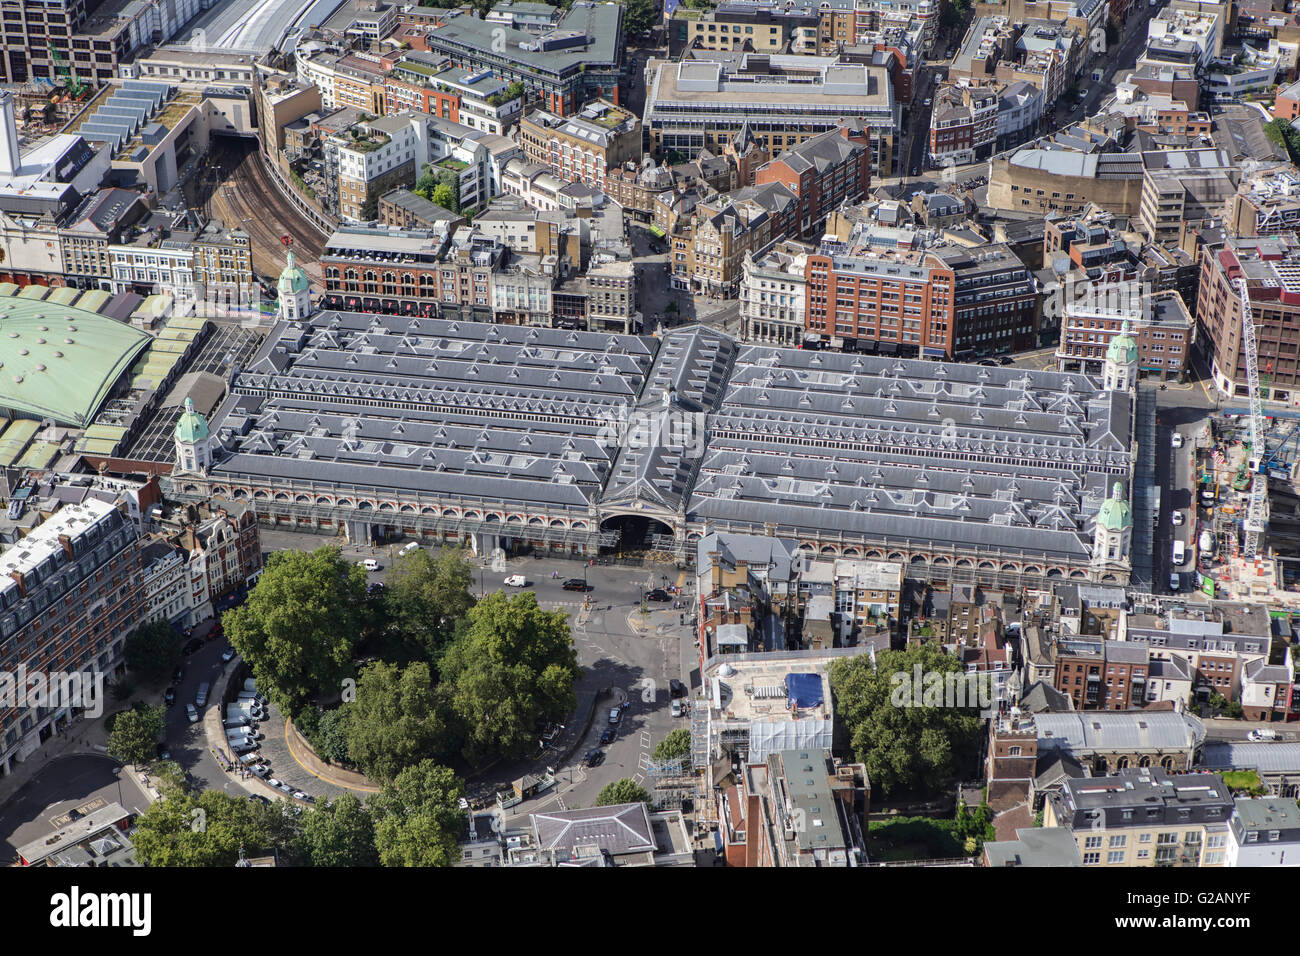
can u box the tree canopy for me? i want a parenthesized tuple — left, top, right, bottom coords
(595, 778, 651, 806)
(438, 591, 579, 765)
(106, 705, 164, 766)
(382, 547, 475, 661)
(620, 0, 654, 36)
(123, 621, 184, 683)
(224, 547, 366, 714)
(295, 793, 379, 867)
(341, 660, 453, 783)
(132, 774, 292, 867)
(369, 759, 465, 866)
(652, 728, 691, 770)
(830, 644, 984, 796)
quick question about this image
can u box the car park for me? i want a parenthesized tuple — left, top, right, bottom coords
(186, 704, 199, 723)
(562, 578, 590, 591)
(504, 574, 528, 587)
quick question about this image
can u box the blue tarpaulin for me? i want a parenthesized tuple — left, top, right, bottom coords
(785, 673, 823, 709)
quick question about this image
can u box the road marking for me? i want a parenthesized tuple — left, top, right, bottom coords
(638, 753, 651, 770)
(639, 730, 652, 749)
(632, 772, 644, 785)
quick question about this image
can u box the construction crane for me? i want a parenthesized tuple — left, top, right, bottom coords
(48, 44, 85, 101)
(1235, 277, 1268, 560)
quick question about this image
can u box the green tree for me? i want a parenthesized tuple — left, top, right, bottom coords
(414, 169, 438, 201)
(620, 0, 654, 35)
(595, 778, 651, 806)
(438, 591, 580, 765)
(342, 660, 452, 782)
(295, 793, 378, 867)
(830, 644, 983, 797)
(224, 547, 366, 715)
(653, 728, 692, 769)
(132, 779, 284, 867)
(383, 547, 475, 661)
(123, 621, 184, 683)
(369, 759, 465, 866)
(317, 707, 352, 765)
(431, 182, 457, 212)
(107, 705, 164, 766)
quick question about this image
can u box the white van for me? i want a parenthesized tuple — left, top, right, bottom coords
(399, 541, 421, 558)
(1172, 540, 1186, 566)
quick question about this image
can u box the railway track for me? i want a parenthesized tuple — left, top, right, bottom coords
(203, 139, 325, 287)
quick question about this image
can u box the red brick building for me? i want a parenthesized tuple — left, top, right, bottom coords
(754, 124, 871, 240)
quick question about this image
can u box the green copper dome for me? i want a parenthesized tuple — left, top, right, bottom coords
(175, 396, 210, 443)
(1107, 319, 1138, 366)
(277, 249, 310, 296)
(1096, 481, 1132, 532)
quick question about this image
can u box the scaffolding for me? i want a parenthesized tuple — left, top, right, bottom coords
(1236, 277, 1268, 559)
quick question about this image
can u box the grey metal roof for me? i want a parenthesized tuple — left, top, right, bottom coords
(1202, 742, 1300, 775)
(208, 313, 655, 513)
(1035, 711, 1205, 754)
(531, 802, 656, 856)
(687, 346, 1132, 561)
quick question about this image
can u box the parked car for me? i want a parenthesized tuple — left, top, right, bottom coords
(504, 574, 528, 587)
(609, 707, 622, 724)
(164, 688, 176, 707)
(171, 666, 184, 684)
(999, 356, 1014, 365)
(181, 638, 203, 657)
(1248, 728, 1280, 742)
(186, 704, 199, 723)
(562, 578, 590, 592)
(155, 743, 171, 762)
(1172, 432, 1184, 448)
(293, 790, 313, 802)
(600, 727, 616, 745)
(195, 682, 209, 707)
(358, 558, 380, 572)
(398, 541, 421, 557)
(1172, 510, 1185, 526)
(669, 678, 688, 699)
(221, 647, 237, 663)
(583, 748, 605, 768)
(248, 794, 270, 805)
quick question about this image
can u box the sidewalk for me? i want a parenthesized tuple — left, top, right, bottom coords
(0, 701, 116, 806)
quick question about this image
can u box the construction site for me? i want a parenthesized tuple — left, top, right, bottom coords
(8, 49, 95, 137)
(1196, 280, 1300, 605)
